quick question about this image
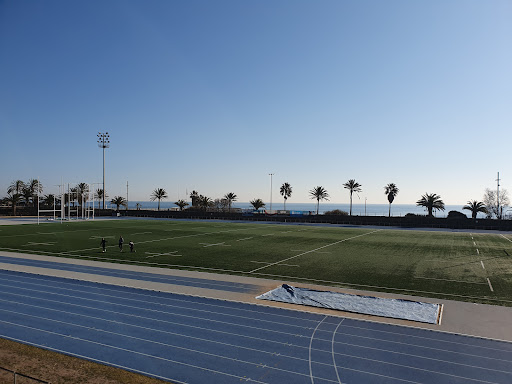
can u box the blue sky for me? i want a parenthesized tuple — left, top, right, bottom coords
(1, 1, 511, 205)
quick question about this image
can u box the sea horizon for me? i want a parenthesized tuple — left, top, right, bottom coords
(101, 201, 487, 218)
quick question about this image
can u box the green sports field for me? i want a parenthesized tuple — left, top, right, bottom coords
(1, 218, 512, 306)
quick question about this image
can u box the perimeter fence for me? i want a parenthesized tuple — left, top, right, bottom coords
(0, 366, 49, 384)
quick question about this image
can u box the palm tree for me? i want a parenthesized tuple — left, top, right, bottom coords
(249, 198, 265, 211)
(280, 182, 292, 210)
(224, 192, 237, 211)
(416, 193, 445, 216)
(94, 189, 108, 209)
(384, 183, 399, 217)
(198, 195, 212, 210)
(8, 180, 25, 196)
(42, 194, 56, 208)
(21, 186, 34, 207)
(309, 186, 329, 215)
(343, 179, 362, 216)
(150, 188, 168, 211)
(110, 196, 127, 211)
(190, 190, 199, 207)
(76, 182, 89, 207)
(5, 193, 22, 215)
(174, 199, 189, 211)
(463, 200, 487, 220)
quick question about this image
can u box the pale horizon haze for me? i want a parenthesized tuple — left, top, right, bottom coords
(1, 1, 511, 206)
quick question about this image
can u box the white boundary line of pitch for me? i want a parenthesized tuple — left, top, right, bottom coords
(501, 234, 512, 243)
(249, 229, 383, 273)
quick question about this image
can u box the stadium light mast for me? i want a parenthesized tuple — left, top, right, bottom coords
(269, 173, 274, 211)
(97, 132, 110, 210)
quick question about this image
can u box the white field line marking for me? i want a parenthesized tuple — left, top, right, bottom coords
(480, 261, 485, 270)
(0, 320, 272, 384)
(199, 242, 231, 248)
(500, 234, 512, 243)
(473, 241, 477, 246)
(332, 319, 344, 384)
(67, 227, 249, 253)
(3, 279, 512, 361)
(25, 242, 56, 246)
(146, 254, 182, 259)
(89, 236, 115, 239)
(261, 234, 274, 237)
(250, 261, 299, 267)
(309, 316, 327, 384)
(414, 276, 487, 285)
(250, 229, 383, 273)
(236, 237, 254, 241)
(476, 249, 480, 255)
(131, 232, 153, 236)
(487, 278, 494, 292)
(145, 251, 179, 256)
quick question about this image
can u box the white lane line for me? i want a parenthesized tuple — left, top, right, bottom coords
(480, 261, 485, 270)
(0, 319, 272, 384)
(500, 234, 512, 243)
(414, 276, 487, 285)
(236, 237, 254, 242)
(250, 261, 299, 267)
(332, 319, 344, 384)
(487, 278, 494, 292)
(90, 235, 115, 239)
(262, 234, 274, 237)
(476, 249, 480, 255)
(249, 229, 383, 273)
(131, 232, 153, 236)
(25, 242, 56, 246)
(3, 278, 512, 362)
(309, 316, 328, 384)
(199, 242, 231, 248)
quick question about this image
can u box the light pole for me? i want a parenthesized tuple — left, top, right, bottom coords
(97, 132, 110, 210)
(269, 173, 274, 211)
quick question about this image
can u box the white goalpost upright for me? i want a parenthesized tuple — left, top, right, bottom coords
(37, 180, 97, 224)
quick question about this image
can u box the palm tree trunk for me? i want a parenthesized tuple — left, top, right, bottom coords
(316, 199, 319, 215)
(349, 193, 353, 215)
(158, 199, 161, 211)
(389, 203, 391, 217)
(284, 198, 286, 211)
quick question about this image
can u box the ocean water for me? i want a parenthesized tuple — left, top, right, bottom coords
(115, 201, 477, 218)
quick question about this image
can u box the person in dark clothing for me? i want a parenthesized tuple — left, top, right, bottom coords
(100, 237, 107, 253)
(119, 235, 124, 252)
(129, 240, 135, 253)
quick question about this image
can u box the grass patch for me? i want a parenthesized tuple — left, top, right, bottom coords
(1, 219, 512, 306)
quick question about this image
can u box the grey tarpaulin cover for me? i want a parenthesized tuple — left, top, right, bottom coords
(256, 284, 442, 324)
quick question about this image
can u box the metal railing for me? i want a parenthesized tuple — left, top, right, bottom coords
(0, 366, 49, 384)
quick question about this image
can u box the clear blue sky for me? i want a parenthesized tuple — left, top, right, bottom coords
(1, 0, 511, 205)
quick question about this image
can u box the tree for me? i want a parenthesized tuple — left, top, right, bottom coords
(21, 186, 34, 207)
(76, 182, 89, 207)
(110, 196, 127, 211)
(343, 179, 362, 216)
(280, 182, 292, 210)
(384, 183, 399, 217)
(462, 200, 487, 220)
(42, 194, 56, 208)
(8, 180, 25, 196)
(224, 193, 237, 211)
(150, 188, 168, 211)
(94, 189, 108, 209)
(198, 195, 213, 210)
(309, 186, 329, 215)
(249, 198, 265, 211)
(5, 193, 22, 215)
(416, 193, 445, 216)
(174, 199, 189, 211)
(483, 188, 510, 219)
(190, 190, 199, 207)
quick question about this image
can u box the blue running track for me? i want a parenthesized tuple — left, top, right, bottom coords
(0, 269, 511, 383)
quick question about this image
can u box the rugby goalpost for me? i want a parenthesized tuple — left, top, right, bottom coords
(37, 180, 97, 225)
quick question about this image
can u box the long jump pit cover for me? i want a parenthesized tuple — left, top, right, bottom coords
(256, 284, 442, 324)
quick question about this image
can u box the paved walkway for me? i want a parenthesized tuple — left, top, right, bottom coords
(1, 250, 512, 343)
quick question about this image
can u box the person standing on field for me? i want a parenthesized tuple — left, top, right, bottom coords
(119, 235, 124, 252)
(100, 237, 107, 253)
(129, 240, 135, 253)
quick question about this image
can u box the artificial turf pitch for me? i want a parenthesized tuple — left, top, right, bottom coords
(0, 218, 511, 306)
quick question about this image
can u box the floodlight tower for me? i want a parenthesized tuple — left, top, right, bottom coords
(97, 132, 110, 209)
